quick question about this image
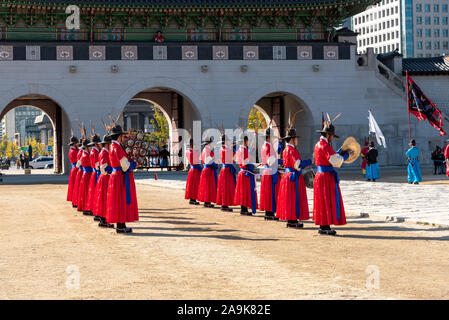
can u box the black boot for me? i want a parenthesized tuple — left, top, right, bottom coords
(189, 199, 200, 205)
(318, 225, 337, 236)
(204, 202, 214, 208)
(240, 206, 252, 215)
(93, 216, 101, 221)
(116, 223, 132, 234)
(221, 206, 233, 212)
(286, 220, 303, 229)
(264, 211, 279, 221)
(83, 211, 93, 216)
(72, 205, 77, 209)
(98, 217, 114, 228)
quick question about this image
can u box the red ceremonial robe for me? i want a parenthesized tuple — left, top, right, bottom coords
(77, 149, 93, 212)
(66, 146, 79, 202)
(313, 137, 346, 226)
(184, 147, 202, 200)
(234, 146, 258, 210)
(87, 147, 100, 212)
(216, 145, 236, 206)
(124, 152, 139, 222)
(259, 142, 280, 212)
(276, 143, 309, 221)
(361, 145, 369, 172)
(93, 148, 110, 218)
(197, 145, 217, 203)
(106, 140, 139, 223)
(71, 149, 84, 207)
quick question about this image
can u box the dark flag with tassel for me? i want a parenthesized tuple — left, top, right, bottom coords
(406, 72, 446, 136)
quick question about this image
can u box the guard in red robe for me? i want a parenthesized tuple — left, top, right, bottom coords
(361, 142, 369, 176)
(106, 125, 138, 234)
(259, 129, 281, 221)
(185, 139, 202, 205)
(71, 142, 84, 208)
(87, 135, 101, 219)
(313, 124, 350, 236)
(77, 138, 93, 215)
(67, 135, 79, 205)
(276, 129, 311, 228)
(197, 137, 217, 207)
(216, 134, 236, 212)
(94, 134, 114, 228)
(234, 133, 258, 215)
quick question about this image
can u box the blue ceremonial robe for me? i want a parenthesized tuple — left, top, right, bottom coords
(406, 146, 422, 183)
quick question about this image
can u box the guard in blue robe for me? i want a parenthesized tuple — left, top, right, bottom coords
(406, 139, 422, 184)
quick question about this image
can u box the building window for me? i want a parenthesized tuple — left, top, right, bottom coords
(391, 32, 395, 39)
(443, 5, 448, 13)
(416, 4, 422, 12)
(417, 41, 423, 49)
(387, 21, 390, 28)
(443, 41, 449, 50)
(425, 41, 431, 49)
(425, 4, 430, 12)
(395, 6, 398, 14)
(396, 18, 399, 26)
(443, 17, 448, 25)
(434, 29, 440, 37)
(443, 29, 448, 37)
(396, 31, 399, 38)
(434, 4, 439, 12)
(434, 41, 440, 50)
(417, 54, 423, 57)
(425, 29, 431, 37)
(425, 17, 431, 25)
(417, 29, 423, 37)
(434, 17, 440, 25)
(417, 17, 422, 25)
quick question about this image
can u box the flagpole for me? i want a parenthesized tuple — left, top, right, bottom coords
(406, 71, 411, 142)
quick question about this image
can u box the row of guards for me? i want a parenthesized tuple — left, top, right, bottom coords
(66, 116, 139, 234)
(185, 113, 360, 236)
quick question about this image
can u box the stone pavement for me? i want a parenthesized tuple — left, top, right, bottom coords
(134, 168, 449, 227)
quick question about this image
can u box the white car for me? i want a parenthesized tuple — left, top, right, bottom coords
(29, 157, 54, 169)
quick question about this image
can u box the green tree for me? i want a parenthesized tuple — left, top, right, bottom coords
(149, 106, 169, 148)
(247, 106, 267, 131)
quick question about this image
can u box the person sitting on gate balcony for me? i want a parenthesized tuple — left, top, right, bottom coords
(154, 31, 164, 43)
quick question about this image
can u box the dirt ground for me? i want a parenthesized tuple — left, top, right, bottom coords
(1, 183, 449, 300)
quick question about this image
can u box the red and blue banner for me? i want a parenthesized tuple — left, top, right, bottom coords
(406, 73, 446, 136)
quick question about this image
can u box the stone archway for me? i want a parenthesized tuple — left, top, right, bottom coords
(242, 88, 315, 160)
(119, 87, 202, 167)
(0, 94, 70, 174)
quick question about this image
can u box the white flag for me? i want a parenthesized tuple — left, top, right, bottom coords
(368, 110, 387, 148)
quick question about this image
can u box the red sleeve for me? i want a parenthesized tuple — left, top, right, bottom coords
(445, 146, 449, 158)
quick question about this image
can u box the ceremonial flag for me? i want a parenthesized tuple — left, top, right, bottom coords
(368, 110, 387, 148)
(406, 73, 446, 136)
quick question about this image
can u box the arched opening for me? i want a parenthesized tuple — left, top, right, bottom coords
(245, 92, 315, 161)
(120, 87, 201, 169)
(0, 94, 69, 174)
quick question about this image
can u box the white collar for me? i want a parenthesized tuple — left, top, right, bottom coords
(240, 145, 248, 150)
(286, 143, 295, 148)
(102, 147, 109, 153)
(92, 147, 99, 152)
(70, 146, 77, 150)
(320, 136, 328, 143)
(112, 140, 120, 146)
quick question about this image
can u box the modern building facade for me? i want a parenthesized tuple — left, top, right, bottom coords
(353, 0, 449, 57)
